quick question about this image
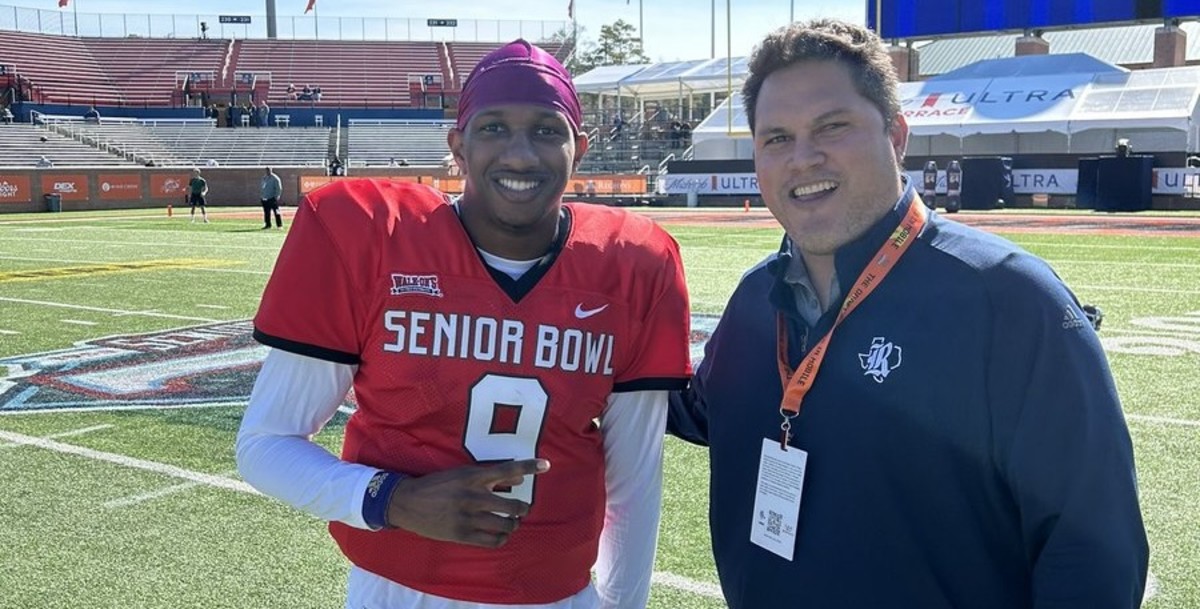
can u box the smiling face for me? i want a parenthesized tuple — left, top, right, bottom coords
(752, 59, 908, 258)
(448, 104, 587, 260)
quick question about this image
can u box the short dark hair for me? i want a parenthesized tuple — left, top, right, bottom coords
(742, 19, 900, 134)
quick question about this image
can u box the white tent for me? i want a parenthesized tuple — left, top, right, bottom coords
(685, 59, 1200, 159)
(573, 56, 750, 98)
(900, 58, 1200, 153)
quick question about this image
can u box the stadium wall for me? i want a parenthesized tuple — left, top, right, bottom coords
(0, 167, 434, 214)
(0, 168, 649, 214)
(659, 158, 1200, 210)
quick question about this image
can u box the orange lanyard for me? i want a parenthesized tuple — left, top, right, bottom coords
(775, 196, 928, 446)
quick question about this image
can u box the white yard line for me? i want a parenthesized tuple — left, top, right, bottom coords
(195, 304, 231, 310)
(111, 309, 166, 317)
(195, 267, 271, 275)
(1044, 259, 1200, 269)
(6, 237, 281, 252)
(0, 329, 19, 335)
(103, 470, 241, 509)
(0, 401, 248, 416)
(0, 255, 269, 276)
(0, 254, 125, 264)
(1009, 240, 1200, 252)
(650, 572, 723, 599)
(0, 424, 114, 449)
(1145, 572, 1159, 602)
(103, 479, 210, 509)
(1102, 328, 1200, 336)
(0, 296, 219, 323)
(45, 424, 115, 438)
(60, 319, 99, 326)
(1070, 285, 1200, 295)
(1127, 414, 1200, 428)
(0, 428, 260, 495)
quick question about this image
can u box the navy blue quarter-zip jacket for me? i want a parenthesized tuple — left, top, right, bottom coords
(669, 186, 1148, 609)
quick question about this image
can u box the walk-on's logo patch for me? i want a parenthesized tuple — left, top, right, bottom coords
(390, 273, 443, 297)
(1, 315, 721, 414)
(858, 337, 902, 383)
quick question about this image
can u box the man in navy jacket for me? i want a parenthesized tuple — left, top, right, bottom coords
(668, 18, 1148, 609)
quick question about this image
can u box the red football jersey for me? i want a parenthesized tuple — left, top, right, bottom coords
(253, 179, 691, 604)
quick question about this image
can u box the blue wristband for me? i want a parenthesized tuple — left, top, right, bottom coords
(362, 470, 404, 531)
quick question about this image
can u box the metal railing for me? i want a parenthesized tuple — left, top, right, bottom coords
(33, 113, 218, 166)
(0, 4, 566, 42)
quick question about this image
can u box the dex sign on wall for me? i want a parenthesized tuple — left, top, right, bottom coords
(40, 174, 89, 201)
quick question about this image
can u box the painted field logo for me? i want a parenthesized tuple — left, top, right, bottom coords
(0, 321, 265, 413)
(0, 315, 721, 414)
(1100, 311, 1200, 357)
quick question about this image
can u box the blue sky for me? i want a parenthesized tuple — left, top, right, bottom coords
(5, 0, 866, 61)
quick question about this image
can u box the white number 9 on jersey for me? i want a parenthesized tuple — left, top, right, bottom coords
(464, 374, 548, 504)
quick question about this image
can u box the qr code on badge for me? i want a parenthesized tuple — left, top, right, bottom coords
(767, 510, 783, 536)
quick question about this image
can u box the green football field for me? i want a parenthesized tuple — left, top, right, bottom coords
(0, 207, 1197, 609)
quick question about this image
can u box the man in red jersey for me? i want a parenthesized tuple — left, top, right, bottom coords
(237, 39, 691, 609)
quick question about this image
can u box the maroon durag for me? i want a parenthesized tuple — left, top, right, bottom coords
(456, 39, 582, 134)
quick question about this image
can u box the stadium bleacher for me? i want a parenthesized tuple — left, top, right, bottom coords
(60, 121, 331, 167)
(0, 31, 124, 105)
(0, 123, 139, 166)
(1, 30, 567, 111)
(236, 40, 444, 108)
(448, 41, 566, 88)
(0, 30, 591, 171)
(57, 121, 198, 166)
(348, 120, 452, 167)
(82, 37, 227, 106)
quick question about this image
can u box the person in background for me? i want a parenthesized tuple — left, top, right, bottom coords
(237, 39, 692, 609)
(668, 18, 1148, 609)
(328, 156, 345, 176)
(187, 168, 209, 223)
(259, 166, 283, 229)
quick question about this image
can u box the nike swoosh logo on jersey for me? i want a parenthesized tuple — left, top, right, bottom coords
(575, 303, 609, 319)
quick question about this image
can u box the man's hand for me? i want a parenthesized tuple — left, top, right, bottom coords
(385, 458, 550, 548)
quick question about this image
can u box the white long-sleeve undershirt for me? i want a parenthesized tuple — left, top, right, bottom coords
(236, 349, 666, 609)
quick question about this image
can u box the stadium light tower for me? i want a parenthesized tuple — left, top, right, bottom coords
(265, 0, 277, 38)
(638, 0, 645, 54)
